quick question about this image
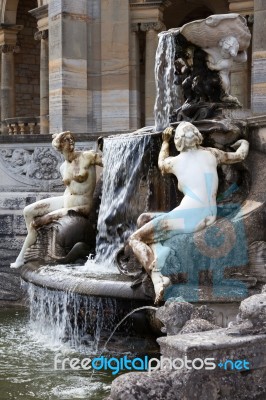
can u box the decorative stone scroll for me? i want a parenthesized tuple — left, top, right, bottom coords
(0, 44, 20, 53)
(34, 29, 49, 41)
(140, 21, 165, 32)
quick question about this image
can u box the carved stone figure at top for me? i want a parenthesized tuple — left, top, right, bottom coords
(128, 122, 249, 304)
(153, 14, 251, 130)
(182, 14, 250, 102)
(10, 131, 103, 269)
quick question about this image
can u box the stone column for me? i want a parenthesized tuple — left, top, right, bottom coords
(35, 30, 49, 134)
(252, 0, 266, 114)
(141, 22, 164, 126)
(30, 5, 49, 134)
(129, 23, 141, 130)
(0, 46, 15, 133)
(0, 25, 21, 134)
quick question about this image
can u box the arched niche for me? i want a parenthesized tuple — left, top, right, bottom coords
(0, 0, 19, 24)
(0, 0, 44, 24)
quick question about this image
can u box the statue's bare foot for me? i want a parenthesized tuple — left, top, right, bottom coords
(154, 287, 165, 305)
(153, 275, 171, 305)
(10, 259, 24, 269)
(221, 94, 241, 106)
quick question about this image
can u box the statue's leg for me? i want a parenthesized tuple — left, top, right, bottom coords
(10, 196, 64, 268)
(129, 222, 156, 274)
(150, 242, 171, 304)
(130, 209, 196, 303)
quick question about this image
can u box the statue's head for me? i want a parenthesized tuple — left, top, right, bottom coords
(52, 131, 75, 152)
(219, 36, 239, 58)
(174, 122, 203, 151)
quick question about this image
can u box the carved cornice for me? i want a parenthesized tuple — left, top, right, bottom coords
(140, 21, 165, 31)
(29, 5, 48, 21)
(34, 29, 48, 41)
(130, 0, 171, 9)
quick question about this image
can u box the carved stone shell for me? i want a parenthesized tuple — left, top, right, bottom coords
(180, 13, 251, 51)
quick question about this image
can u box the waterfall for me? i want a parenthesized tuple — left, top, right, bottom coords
(95, 134, 151, 266)
(154, 32, 180, 131)
(28, 283, 117, 352)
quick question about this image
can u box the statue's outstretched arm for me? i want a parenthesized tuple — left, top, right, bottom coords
(209, 139, 249, 165)
(158, 127, 175, 175)
(93, 151, 103, 167)
(85, 150, 103, 167)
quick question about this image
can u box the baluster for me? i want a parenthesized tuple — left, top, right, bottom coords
(11, 123, 18, 135)
(7, 123, 13, 135)
(28, 122, 36, 135)
(18, 122, 25, 134)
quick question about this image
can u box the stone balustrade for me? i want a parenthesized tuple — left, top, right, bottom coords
(4, 117, 41, 135)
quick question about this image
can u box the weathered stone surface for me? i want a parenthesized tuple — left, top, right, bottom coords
(109, 367, 266, 400)
(180, 318, 220, 334)
(0, 215, 13, 235)
(228, 288, 266, 335)
(156, 300, 219, 335)
(0, 272, 22, 301)
(190, 305, 216, 323)
(156, 300, 194, 334)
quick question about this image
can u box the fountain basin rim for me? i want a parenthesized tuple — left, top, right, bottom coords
(20, 262, 153, 301)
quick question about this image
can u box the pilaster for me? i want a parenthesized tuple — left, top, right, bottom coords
(48, 0, 88, 133)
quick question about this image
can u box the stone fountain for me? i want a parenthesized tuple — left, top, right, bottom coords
(13, 13, 266, 397)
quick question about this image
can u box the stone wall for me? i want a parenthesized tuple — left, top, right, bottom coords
(15, 0, 40, 118)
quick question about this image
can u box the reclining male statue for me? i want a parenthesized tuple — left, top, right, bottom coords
(129, 121, 249, 304)
(10, 131, 103, 269)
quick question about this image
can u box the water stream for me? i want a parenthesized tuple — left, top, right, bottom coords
(95, 134, 151, 267)
(154, 32, 180, 131)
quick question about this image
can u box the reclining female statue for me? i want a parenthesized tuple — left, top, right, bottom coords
(10, 131, 103, 269)
(129, 121, 249, 304)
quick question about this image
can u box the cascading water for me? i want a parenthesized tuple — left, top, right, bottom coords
(95, 134, 152, 266)
(28, 283, 117, 352)
(154, 31, 180, 131)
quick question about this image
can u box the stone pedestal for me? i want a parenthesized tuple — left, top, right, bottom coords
(109, 329, 266, 399)
(252, 0, 266, 114)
